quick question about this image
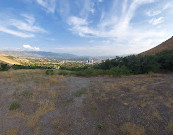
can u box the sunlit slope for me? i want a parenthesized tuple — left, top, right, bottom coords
(0, 54, 20, 65)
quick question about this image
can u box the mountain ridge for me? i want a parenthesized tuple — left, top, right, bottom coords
(1, 51, 78, 58)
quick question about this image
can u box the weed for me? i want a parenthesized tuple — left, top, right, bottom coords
(9, 102, 20, 110)
(22, 90, 33, 98)
(98, 124, 103, 130)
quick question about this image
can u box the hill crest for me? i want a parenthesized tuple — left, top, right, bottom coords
(140, 36, 173, 55)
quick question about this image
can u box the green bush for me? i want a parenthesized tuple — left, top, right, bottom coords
(12, 64, 50, 70)
(0, 63, 11, 71)
(97, 124, 103, 130)
(108, 66, 130, 76)
(95, 55, 160, 74)
(22, 90, 33, 98)
(155, 50, 173, 71)
(72, 68, 106, 77)
(45, 69, 54, 75)
(58, 70, 69, 76)
(9, 101, 20, 110)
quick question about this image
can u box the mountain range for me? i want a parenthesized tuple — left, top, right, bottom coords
(1, 51, 78, 58)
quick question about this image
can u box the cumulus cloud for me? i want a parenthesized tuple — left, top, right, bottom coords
(23, 44, 40, 51)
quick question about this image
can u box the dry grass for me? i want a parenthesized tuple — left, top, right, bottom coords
(8, 110, 25, 118)
(153, 111, 162, 120)
(1, 70, 173, 135)
(0, 55, 20, 65)
(27, 101, 55, 127)
(33, 126, 41, 135)
(121, 122, 145, 135)
(51, 117, 62, 125)
(166, 121, 173, 132)
(5, 127, 19, 135)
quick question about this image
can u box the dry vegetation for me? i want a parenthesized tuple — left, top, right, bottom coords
(0, 70, 173, 135)
(0, 55, 20, 65)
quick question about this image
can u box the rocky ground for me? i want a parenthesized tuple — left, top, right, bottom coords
(0, 70, 173, 135)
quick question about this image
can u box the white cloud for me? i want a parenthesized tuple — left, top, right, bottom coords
(68, 0, 156, 39)
(149, 17, 164, 25)
(146, 2, 172, 17)
(10, 15, 46, 33)
(68, 16, 88, 26)
(0, 14, 46, 38)
(36, 0, 56, 13)
(64, 0, 172, 55)
(98, 0, 103, 2)
(23, 44, 40, 51)
(146, 10, 162, 17)
(0, 26, 34, 38)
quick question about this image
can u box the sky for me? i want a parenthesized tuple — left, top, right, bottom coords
(0, 0, 173, 56)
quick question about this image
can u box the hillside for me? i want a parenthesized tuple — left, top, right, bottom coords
(0, 52, 20, 65)
(140, 36, 173, 55)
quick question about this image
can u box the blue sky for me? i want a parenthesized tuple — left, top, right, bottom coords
(0, 0, 173, 56)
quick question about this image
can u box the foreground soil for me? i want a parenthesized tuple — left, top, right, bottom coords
(0, 70, 173, 135)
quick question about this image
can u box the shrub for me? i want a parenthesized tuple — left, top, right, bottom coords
(155, 50, 173, 71)
(108, 66, 130, 76)
(0, 63, 10, 71)
(72, 68, 106, 77)
(58, 70, 69, 76)
(95, 55, 160, 74)
(9, 102, 20, 110)
(45, 70, 54, 75)
(22, 90, 33, 98)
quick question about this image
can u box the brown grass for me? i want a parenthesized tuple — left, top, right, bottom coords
(27, 101, 55, 127)
(5, 127, 19, 135)
(121, 122, 145, 135)
(0, 55, 20, 65)
(166, 121, 173, 132)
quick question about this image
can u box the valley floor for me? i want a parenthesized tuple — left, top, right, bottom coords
(0, 70, 173, 135)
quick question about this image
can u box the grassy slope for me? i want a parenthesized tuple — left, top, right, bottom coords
(140, 36, 173, 55)
(0, 54, 20, 65)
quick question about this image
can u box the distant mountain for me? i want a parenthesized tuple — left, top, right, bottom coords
(140, 36, 173, 55)
(28, 51, 78, 58)
(1, 51, 78, 58)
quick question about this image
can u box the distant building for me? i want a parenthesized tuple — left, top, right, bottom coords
(86, 58, 94, 64)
